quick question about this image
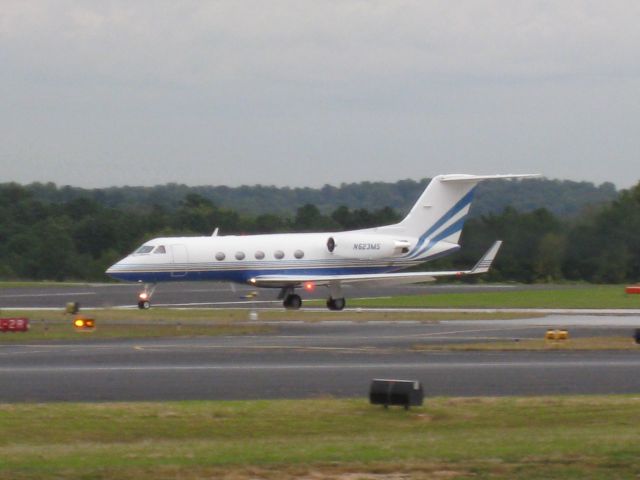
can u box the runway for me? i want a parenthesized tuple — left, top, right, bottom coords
(2, 317, 640, 402)
(0, 281, 556, 310)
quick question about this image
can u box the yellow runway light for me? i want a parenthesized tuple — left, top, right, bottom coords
(73, 317, 95, 331)
(545, 329, 568, 341)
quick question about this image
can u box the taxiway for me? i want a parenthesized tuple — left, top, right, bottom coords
(0, 281, 557, 310)
(1, 317, 639, 402)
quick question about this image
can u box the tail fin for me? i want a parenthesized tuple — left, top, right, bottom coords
(390, 174, 539, 250)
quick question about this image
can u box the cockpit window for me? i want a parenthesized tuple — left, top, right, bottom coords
(134, 245, 154, 254)
(153, 245, 166, 254)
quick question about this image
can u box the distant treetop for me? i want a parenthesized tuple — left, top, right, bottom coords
(1, 177, 618, 218)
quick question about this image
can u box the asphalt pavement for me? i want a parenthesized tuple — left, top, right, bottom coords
(0, 281, 584, 310)
(1, 318, 640, 402)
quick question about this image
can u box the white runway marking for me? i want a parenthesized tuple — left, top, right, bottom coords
(0, 292, 96, 298)
(2, 360, 640, 373)
(178, 288, 251, 293)
(151, 300, 281, 307)
(443, 317, 640, 326)
(409, 325, 536, 338)
(333, 308, 640, 316)
(0, 344, 125, 356)
(132, 345, 379, 352)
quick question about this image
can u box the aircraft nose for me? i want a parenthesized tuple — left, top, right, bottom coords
(105, 256, 128, 276)
(105, 261, 119, 275)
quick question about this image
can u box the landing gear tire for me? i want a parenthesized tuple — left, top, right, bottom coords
(138, 300, 151, 310)
(283, 294, 302, 310)
(326, 297, 346, 311)
(137, 283, 156, 310)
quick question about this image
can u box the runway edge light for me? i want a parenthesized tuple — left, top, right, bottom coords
(545, 329, 569, 341)
(73, 316, 95, 332)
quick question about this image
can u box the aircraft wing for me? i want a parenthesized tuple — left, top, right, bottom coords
(249, 241, 502, 289)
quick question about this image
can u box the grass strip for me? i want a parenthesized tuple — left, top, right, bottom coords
(348, 284, 640, 309)
(0, 309, 540, 342)
(0, 321, 271, 341)
(0, 396, 639, 479)
(0, 308, 539, 323)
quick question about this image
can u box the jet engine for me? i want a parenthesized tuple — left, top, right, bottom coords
(326, 234, 410, 260)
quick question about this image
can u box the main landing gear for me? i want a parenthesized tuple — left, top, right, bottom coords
(326, 281, 346, 311)
(137, 283, 156, 309)
(283, 293, 302, 310)
(279, 286, 302, 310)
(326, 297, 346, 311)
(279, 286, 346, 311)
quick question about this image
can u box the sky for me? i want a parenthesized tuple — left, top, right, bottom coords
(1, 1, 639, 188)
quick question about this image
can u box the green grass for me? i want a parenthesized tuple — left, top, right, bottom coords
(0, 309, 540, 342)
(1, 284, 639, 343)
(348, 284, 640, 309)
(0, 396, 639, 479)
(0, 321, 271, 341)
(0, 309, 274, 341)
(0, 308, 538, 323)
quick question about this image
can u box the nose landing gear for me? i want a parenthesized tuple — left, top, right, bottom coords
(137, 283, 156, 309)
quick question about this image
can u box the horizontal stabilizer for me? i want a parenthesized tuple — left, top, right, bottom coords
(439, 174, 541, 183)
(469, 240, 502, 274)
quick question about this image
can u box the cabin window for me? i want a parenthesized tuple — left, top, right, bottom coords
(153, 245, 166, 254)
(215, 252, 225, 261)
(255, 250, 265, 260)
(274, 250, 285, 259)
(235, 251, 246, 260)
(134, 245, 154, 254)
(294, 249, 304, 259)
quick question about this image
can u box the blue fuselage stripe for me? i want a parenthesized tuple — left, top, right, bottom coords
(108, 265, 402, 284)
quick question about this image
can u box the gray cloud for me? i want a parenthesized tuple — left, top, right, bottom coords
(1, 1, 639, 187)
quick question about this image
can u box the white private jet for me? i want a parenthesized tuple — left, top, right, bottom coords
(106, 173, 538, 310)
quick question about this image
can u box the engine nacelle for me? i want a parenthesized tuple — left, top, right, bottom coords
(326, 234, 410, 260)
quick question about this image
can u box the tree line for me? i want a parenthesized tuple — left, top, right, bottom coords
(14, 178, 617, 217)
(0, 180, 637, 283)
